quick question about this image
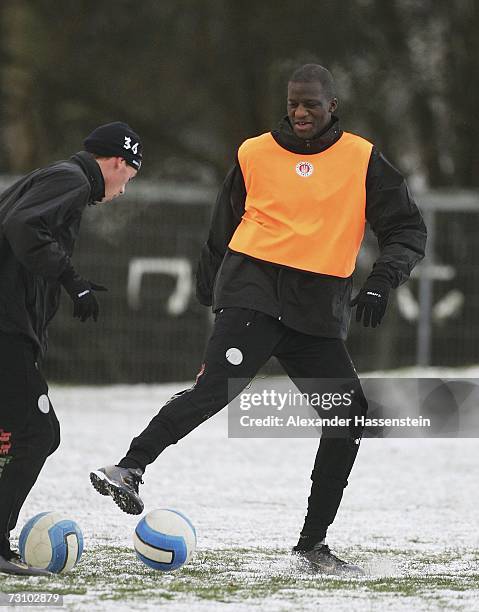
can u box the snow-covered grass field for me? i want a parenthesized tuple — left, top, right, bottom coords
(1, 372, 479, 611)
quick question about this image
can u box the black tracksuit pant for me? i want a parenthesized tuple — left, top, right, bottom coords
(0, 333, 60, 558)
(121, 308, 368, 542)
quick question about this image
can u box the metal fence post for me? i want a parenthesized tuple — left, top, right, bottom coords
(417, 208, 435, 366)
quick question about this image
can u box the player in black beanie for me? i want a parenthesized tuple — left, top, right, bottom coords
(83, 122, 142, 202)
(84, 121, 143, 171)
(0, 120, 142, 575)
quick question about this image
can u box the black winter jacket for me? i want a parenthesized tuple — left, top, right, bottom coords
(196, 116, 427, 339)
(0, 151, 105, 357)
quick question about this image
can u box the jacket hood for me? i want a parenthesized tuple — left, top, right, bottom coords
(71, 151, 106, 203)
(271, 115, 342, 155)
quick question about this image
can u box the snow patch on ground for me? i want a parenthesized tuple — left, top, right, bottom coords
(2, 367, 478, 610)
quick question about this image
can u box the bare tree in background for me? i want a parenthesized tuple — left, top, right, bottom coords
(0, 0, 477, 187)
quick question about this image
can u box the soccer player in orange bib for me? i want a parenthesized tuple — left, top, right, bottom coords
(91, 65, 426, 574)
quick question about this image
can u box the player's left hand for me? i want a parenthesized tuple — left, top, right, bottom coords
(350, 279, 390, 328)
(62, 275, 108, 322)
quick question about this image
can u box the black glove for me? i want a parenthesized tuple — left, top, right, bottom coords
(61, 272, 107, 322)
(350, 278, 391, 328)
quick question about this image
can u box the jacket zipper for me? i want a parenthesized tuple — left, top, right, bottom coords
(277, 268, 282, 321)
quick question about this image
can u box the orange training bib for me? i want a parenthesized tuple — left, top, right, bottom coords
(229, 131, 373, 277)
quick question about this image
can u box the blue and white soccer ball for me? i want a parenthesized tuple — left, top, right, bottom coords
(133, 508, 196, 571)
(19, 512, 83, 573)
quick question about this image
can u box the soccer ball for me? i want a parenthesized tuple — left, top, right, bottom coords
(133, 508, 196, 571)
(19, 512, 83, 573)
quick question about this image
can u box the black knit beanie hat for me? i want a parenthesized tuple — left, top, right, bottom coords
(84, 121, 142, 170)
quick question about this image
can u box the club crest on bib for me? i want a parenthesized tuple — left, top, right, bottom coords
(295, 161, 314, 177)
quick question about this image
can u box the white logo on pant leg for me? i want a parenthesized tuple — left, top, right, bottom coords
(226, 348, 243, 365)
(38, 395, 50, 414)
